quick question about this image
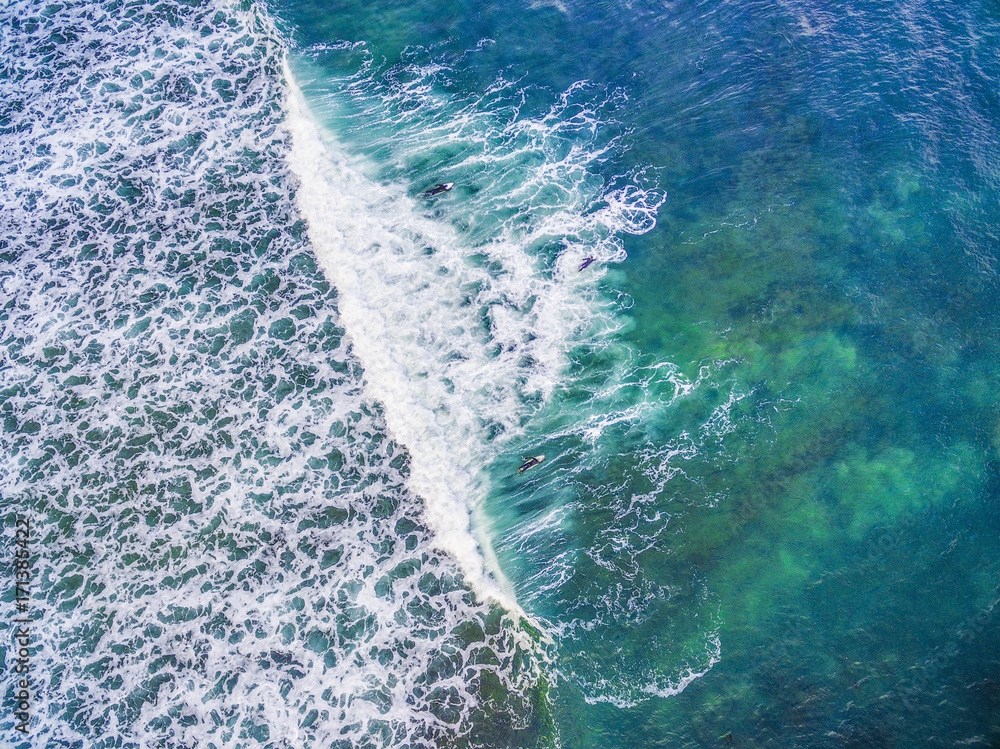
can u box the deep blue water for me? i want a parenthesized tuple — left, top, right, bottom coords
(2, 0, 999, 747)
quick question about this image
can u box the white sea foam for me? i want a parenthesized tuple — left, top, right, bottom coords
(284, 75, 514, 604)
(283, 56, 664, 610)
(0, 0, 722, 741)
(278, 53, 734, 712)
(0, 2, 547, 747)
(574, 632, 722, 708)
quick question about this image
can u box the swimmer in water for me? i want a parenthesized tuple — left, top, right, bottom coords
(518, 455, 545, 474)
(578, 256, 596, 271)
(420, 182, 454, 197)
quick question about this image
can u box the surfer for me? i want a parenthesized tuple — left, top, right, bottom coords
(518, 455, 545, 474)
(578, 256, 596, 271)
(420, 182, 454, 197)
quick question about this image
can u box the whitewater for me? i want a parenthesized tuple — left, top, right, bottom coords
(0, 0, 669, 746)
(7, 0, 1000, 746)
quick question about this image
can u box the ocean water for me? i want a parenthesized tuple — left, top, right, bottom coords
(2, 0, 999, 747)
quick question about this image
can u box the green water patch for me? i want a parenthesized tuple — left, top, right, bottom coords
(469, 58, 1000, 741)
(575, 115, 1000, 749)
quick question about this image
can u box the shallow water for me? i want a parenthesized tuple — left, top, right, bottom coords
(2, 0, 999, 747)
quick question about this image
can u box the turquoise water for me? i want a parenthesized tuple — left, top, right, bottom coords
(2, 0, 999, 747)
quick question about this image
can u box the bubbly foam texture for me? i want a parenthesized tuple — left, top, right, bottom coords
(487, 352, 730, 706)
(280, 47, 729, 710)
(283, 42, 740, 708)
(284, 53, 664, 605)
(0, 2, 544, 746)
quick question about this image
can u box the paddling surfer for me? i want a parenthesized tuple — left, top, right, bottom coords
(420, 182, 454, 197)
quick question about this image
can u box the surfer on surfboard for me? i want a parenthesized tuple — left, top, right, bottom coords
(420, 182, 454, 197)
(518, 455, 545, 474)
